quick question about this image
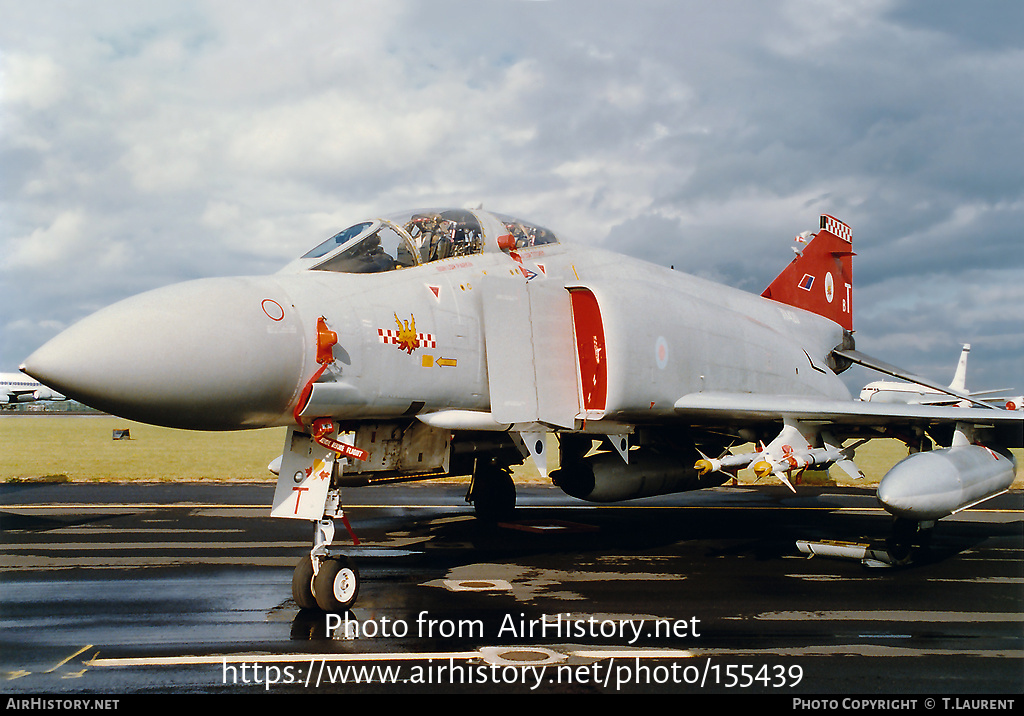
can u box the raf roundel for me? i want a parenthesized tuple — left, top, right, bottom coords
(262, 299, 285, 321)
(655, 336, 669, 370)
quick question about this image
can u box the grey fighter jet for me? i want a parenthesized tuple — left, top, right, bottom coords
(21, 209, 1022, 611)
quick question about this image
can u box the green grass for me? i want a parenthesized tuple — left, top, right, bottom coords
(1, 416, 286, 482)
(2, 416, 1020, 486)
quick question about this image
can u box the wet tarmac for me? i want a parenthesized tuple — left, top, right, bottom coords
(1, 481, 1021, 696)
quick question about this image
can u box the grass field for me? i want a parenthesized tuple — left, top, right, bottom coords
(1, 416, 287, 482)
(2, 415, 1021, 487)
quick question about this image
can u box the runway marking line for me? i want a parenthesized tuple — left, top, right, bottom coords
(80, 639, 1024, 669)
(44, 645, 94, 673)
(87, 646, 696, 669)
(4, 541, 309, 550)
(4, 502, 1021, 515)
(747, 610, 1023, 622)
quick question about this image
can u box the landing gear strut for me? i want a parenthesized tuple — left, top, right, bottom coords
(885, 517, 934, 565)
(292, 514, 361, 612)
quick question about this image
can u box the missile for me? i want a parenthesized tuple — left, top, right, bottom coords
(751, 445, 846, 477)
(694, 450, 761, 476)
(876, 445, 1016, 521)
(696, 442, 863, 489)
(720, 419, 864, 490)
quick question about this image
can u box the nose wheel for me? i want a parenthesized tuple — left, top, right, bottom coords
(292, 555, 318, 610)
(293, 554, 360, 612)
(314, 556, 360, 612)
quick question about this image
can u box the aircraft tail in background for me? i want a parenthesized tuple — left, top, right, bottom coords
(950, 343, 970, 392)
(858, 343, 1023, 410)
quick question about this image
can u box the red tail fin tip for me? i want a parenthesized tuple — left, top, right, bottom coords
(761, 215, 854, 331)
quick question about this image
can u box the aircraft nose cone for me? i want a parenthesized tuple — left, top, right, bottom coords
(21, 277, 306, 429)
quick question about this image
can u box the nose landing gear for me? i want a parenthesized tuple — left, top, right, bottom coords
(271, 423, 365, 613)
(292, 516, 362, 613)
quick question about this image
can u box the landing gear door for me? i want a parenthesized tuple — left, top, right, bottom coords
(529, 281, 578, 429)
(480, 275, 536, 424)
(271, 427, 336, 521)
(479, 275, 579, 428)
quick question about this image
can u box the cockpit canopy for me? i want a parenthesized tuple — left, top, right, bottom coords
(283, 208, 558, 274)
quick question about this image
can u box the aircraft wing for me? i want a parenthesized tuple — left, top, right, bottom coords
(673, 392, 1024, 447)
(835, 349, 989, 408)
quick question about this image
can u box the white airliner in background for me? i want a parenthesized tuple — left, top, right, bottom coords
(860, 344, 1022, 410)
(1, 372, 66, 406)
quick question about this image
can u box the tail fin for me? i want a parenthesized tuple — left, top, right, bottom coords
(949, 343, 970, 392)
(761, 214, 854, 331)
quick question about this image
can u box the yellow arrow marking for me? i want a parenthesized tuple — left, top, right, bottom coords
(421, 355, 456, 368)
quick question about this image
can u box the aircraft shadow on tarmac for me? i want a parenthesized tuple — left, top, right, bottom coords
(285, 490, 1015, 641)
(358, 494, 1007, 562)
(0, 509, 120, 532)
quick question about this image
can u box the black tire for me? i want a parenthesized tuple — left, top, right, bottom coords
(313, 557, 360, 612)
(886, 518, 917, 566)
(292, 556, 318, 610)
(471, 465, 516, 521)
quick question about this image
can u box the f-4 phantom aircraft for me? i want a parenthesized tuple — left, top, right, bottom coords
(21, 209, 1022, 611)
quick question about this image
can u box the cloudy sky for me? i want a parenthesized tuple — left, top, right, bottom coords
(2, 0, 1022, 398)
